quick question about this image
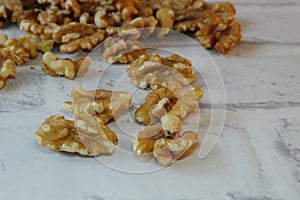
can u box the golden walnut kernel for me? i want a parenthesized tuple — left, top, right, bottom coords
(0, 34, 38, 65)
(64, 86, 132, 124)
(52, 22, 105, 53)
(153, 130, 199, 166)
(1, 0, 23, 23)
(214, 20, 242, 54)
(102, 36, 146, 64)
(127, 53, 195, 96)
(135, 87, 178, 125)
(42, 52, 91, 79)
(156, 8, 174, 40)
(132, 124, 199, 165)
(0, 59, 16, 89)
(94, 8, 121, 28)
(35, 114, 118, 156)
(116, 0, 141, 20)
(205, 1, 236, 24)
(161, 86, 204, 133)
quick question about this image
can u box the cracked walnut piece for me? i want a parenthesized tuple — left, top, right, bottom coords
(156, 8, 174, 40)
(0, 59, 16, 89)
(214, 20, 242, 54)
(1, 0, 23, 23)
(161, 86, 204, 133)
(63, 86, 132, 124)
(102, 36, 146, 64)
(153, 130, 199, 166)
(132, 124, 199, 165)
(35, 114, 118, 156)
(42, 52, 91, 79)
(135, 87, 178, 125)
(127, 53, 195, 96)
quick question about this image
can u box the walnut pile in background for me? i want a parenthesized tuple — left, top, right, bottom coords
(0, 0, 241, 55)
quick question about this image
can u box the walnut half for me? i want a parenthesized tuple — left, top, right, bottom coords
(35, 114, 118, 156)
(42, 52, 91, 79)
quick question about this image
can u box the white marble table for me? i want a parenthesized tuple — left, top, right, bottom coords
(0, 1, 300, 199)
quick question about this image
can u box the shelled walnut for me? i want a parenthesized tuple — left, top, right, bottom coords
(52, 22, 105, 53)
(102, 36, 146, 64)
(135, 87, 178, 125)
(161, 86, 204, 133)
(153, 130, 199, 166)
(214, 20, 242, 54)
(1, 0, 23, 23)
(0, 34, 38, 65)
(116, 0, 141, 21)
(156, 8, 174, 40)
(42, 52, 91, 79)
(132, 124, 199, 166)
(205, 1, 236, 24)
(63, 86, 132, 124)
(94, 8, 121, 29)
(127, 53, 195, 96)
(0, 59, 16, 89)
(35, 114, 118, 156)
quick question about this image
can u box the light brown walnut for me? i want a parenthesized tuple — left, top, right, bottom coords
(35, 114, 118, 156)
(102, 36, 146, 64)
(116, 0, 141, 20)
(135, 87, 178, 125)
(42, 52, 91, 79)
(161, 86, 204, 133)
(0, 59, 16, 89)
(1, 0, 23, 23)
(132, 124, 199, 165)
(153, 130, 199, 166)
(156, 8, 174, 40)
(64, 86, 132, 124)
(205, 1, 236, 24)
(127, 53, 195, 96)
(214, 20, 242, 54)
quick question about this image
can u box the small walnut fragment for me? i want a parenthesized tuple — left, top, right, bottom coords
(63, 86, 132, 124)
(127, 53, 195, 96)
(156, 8, 174, 40)
(161, 86, 204, 133)
(132, 124, 199, 165)
(135, 87, 178, 125)
(153, 130, 199, 166)
(42, 52, 91, 79)
(214, 20, 242, 54)
(0, 59, 16, 89)
(116, 0, 141, 21)
(35, 114, 118, 156)
(94, 8, 121, 29)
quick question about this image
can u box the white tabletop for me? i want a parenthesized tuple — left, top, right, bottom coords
(0, 0, 300, 199)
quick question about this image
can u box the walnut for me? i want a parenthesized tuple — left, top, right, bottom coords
(63, 86, 132, 124)
(52, 23, 106, 53)
(35, 114, 118, 156)
(36, 40, 54, 53)
(153, 130, 199, 166)
(79, 12, 90, 23)
(105, 16, 157, 39)
(0, 59, 16, 89)
(42, 52, 92, 79)
(174, 10, 223, 49)
(132, 124, 198, 165)
(0, 35, 37, 65)
(0, 5, 7, 28)
(132, 125, 165, 157)
(65, 0, 81, 19)
(214, 20, 242, 54)
(127, 53, 195, 96)
(205, 1, 236, 24)
(19, 19, 58, 41)
(135, 87, 178, 125)
(102, 36, 146, 64)
(140, 6, 153, 17)
(161, 86, 204, 133)
(94, 8, 121, 29)
(1, 0, 23, 23)
(156, 8, 174, 40)
(116, 0, 141, 20)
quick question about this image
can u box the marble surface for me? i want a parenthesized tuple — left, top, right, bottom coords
(0, 1, 300, 199)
